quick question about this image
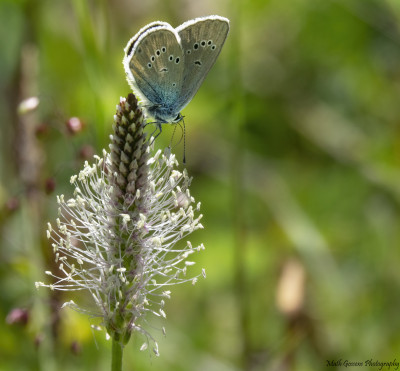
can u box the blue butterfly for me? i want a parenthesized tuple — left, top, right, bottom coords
(123, 15, 230, 128)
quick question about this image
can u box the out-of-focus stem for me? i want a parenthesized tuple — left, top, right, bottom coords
(227, 2, 252, 370)
(111, 338, 123, 371)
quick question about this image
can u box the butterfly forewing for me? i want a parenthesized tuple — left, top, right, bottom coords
(176, 16, 229, 110)
(124, 26, 184, 108)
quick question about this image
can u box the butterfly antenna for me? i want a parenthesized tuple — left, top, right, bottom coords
(169, 120, 186, 164)
(169, 124, 178, 150)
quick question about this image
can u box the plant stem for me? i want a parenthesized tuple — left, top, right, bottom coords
(111, 338, 123, 371)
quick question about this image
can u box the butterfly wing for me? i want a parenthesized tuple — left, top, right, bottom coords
(175, 15, 229, 111)
(123, 24, 185, 116)
(124, 21, 170, 57)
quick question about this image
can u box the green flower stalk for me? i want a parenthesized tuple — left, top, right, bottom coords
(36, 94, 205, 363)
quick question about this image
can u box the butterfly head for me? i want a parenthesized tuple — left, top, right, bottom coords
(172, 113, 184, 123)
(146, 105, 184, 124)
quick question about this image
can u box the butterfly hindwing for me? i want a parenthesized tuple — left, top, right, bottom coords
(176, 16, 229, 111)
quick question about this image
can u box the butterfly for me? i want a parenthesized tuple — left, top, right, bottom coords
(123, 15, 229, 129)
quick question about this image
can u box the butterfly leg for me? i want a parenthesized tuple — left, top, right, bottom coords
(149, 123, 162, 145)
(169, 124, 178, 149)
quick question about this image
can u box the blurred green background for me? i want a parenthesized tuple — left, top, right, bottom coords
(1, 0, 400, 370)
